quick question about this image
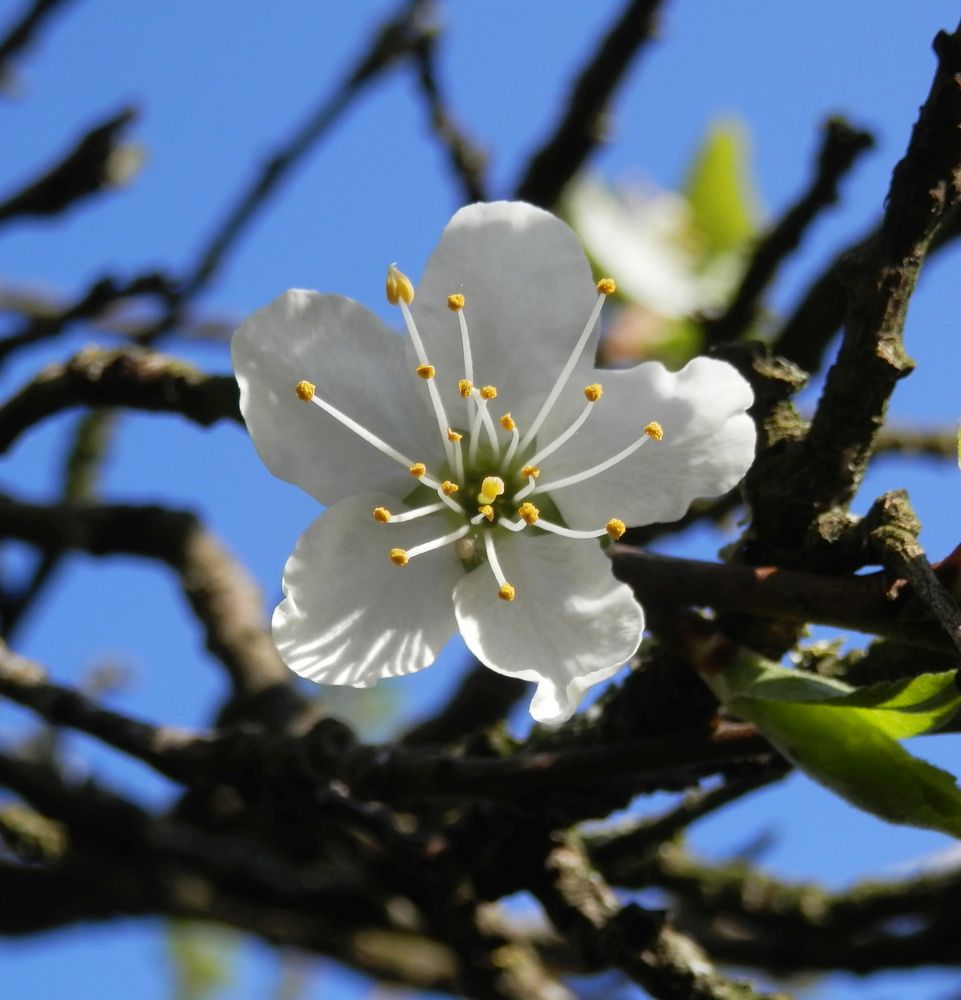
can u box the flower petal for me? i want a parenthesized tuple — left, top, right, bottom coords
(453, 531, 643, 726)
(273, 493, 461, 686)
(232, 290, 442, 506)
(411, 202, 598, 430)
(539, 357, 756, 529)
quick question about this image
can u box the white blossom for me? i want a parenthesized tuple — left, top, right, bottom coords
(232, 202, 756, 725)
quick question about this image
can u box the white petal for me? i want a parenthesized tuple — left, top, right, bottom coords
(565, 178, 708, 317)
(411, 202, 598, 430)
(539, 357, 756, 528)
(453, 531, 643, 726)
(232, 290, 442, 506)
(273, 493, 461, 686)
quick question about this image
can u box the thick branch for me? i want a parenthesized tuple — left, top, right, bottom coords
(0, 347, 240, 453)
(0, 491, 290, 702)
(613, 547, 961, 654)
(535, 836, 786, 999)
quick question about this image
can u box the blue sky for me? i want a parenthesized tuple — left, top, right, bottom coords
(2, 2, 961, 997)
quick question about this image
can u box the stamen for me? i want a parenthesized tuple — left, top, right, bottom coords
(372, 506, 392, 522)
(407, 524, 470, 559)
(379, 501, 447, 523)
(596, 277, 617, 296)
(533, 422, 662, 495)
(526, 515, 625, 540)
(517, 502, 539, 525)
(441, 481, 459, 495)
(606, 518, 626, 540)
(386, 264, 415, 305)
(450, 295, 474, 386)
(447, 429, 463, 442)
(525, 384, 602, 469)
(436, 488, 466, 515)
(512, 469, 540, 503)
(503, 413, 522, 466)
(391, 524, 471, 565)
(480, 385, 498, 400)
(298, 380, 428, 478)
(472, 505, 495, 524)
(395, 291, 454, 465)
(458, 379, 474, 399)
(469, 389, 500, 463)
(404, 464, 443, 491)
(416, 364, 436, 379)
(483, 531, 515, 602)
(518, 289, 609, 451)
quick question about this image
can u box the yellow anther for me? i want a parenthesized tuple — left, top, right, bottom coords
(644, 421, 664, 441)
(498, 582, 516, 602)
(389, 548, 409, 566)
(478, 476, 505, 503)
(606, 518, 626, 540)
(447, 428, 464, 442)
(372, 506, 392, 523)
(596, 277, 617, 296)
(416, 364, 436, 380)
(520, 465, 541, 479)
(447, 293, 465, 311)
(518, 502, 540, 525)
(480, 385, 498, 400)
(441, 481, 459, 495)
(295, 380, 315, 402)
(409, 462, 427, 478)
(386, 264, 415, 305)
(583, 383, 603, 402)
(478, 504, 494, 522)
(500, 412, 516, 432)
(458, 379, 474, 398)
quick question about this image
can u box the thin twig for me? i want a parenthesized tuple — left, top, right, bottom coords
(411, 30, 488, 202)
(177, 0, 436, 303)
(514, 0, 665, 207)
(0, 108, 139, 225)
(704, 117, 873, 345)
(0, 0, 73, 85)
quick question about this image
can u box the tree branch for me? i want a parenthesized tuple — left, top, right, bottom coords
(514, 0, 665, 207)
(0, 107, 140, 225)
(703, 117, 873, 345)
(0, 347, 240, 453)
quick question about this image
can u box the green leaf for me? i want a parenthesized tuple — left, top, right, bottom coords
(703, 658, 961, 837)
(683, 119, 760, 253)
(167, 921, 236, 1000)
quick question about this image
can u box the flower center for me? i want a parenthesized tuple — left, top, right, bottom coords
(294, 269, 662, 602)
